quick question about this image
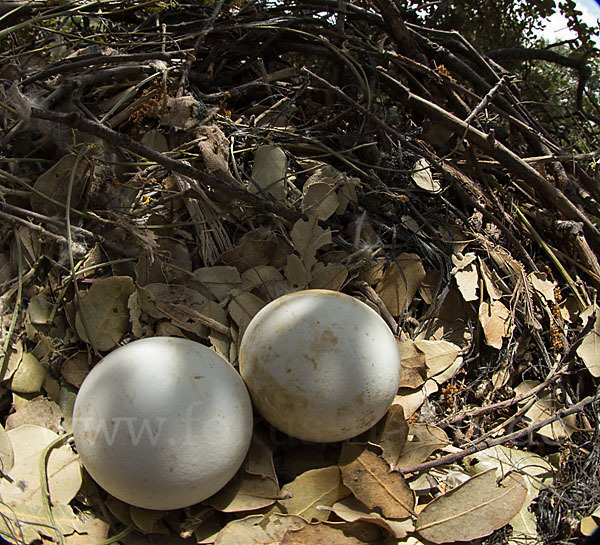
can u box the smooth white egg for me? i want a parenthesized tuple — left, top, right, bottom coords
(239, 289, 401, 442)
(73, 337, 253, 510)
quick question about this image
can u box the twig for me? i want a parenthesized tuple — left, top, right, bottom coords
(29, 108, 301, 223)
(401, 393, 598, 475)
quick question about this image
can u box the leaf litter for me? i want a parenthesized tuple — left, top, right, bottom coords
(0, 2, 599, 545)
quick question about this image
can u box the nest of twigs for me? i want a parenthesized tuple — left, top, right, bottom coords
(0, 2, 599, 545)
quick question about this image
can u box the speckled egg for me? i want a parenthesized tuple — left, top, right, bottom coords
(239, 290, 401, 442)
(73, 337, 253, 510)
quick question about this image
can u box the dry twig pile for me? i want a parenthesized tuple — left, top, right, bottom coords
(1, 1, 599, 544)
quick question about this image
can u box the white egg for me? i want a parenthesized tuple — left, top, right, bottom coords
(239, 289, 401, 443)
(72, 337, 253, 510)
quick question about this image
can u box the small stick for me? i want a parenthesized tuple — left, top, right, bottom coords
(401, 393, 598, 475)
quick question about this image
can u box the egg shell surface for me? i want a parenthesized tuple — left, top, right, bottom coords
(239, 289, 401, 442)
(73, 337, 253, 510)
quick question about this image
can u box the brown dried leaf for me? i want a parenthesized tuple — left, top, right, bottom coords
(282, 521, 384, 545)
(31, 154, 90, 216)
(143, 283, 209, 337)
(576, 307, 600, 377)
(0, 502, 85, 544)
(393, 379, 439, 420)
(326, 497, 415, 538)
(251, 145, 288, 200)
(207, 470, 279, 513)
(339, 445, 415, 519)
(5, 397, 63, 434)
(529, 272, 557, 303)
(416, 470, 528, 544)
(290, 216, 332, 271)
(197, 124, 230, 176)
(193, 266, 242, 302)
(241, 266, 290, 300)
(130, 506, 168, 534)
(0, 425, 81, 506)
(396, 341, 427, 389)
(217, 227, 291, 272)
(452, 253, 479, 302)
(279, 466, 350, 522)
(376, 254, 425, 316)
(61, 352, 90, 388)
(309, 262, 348, 291)
(479, 300, 511, 349)
(373, 405, 409, 470)
(208, 433, 279, 512)
(27, 293, 53, 326)
(394, 424, 449, 470)
(228, 293, 265, 338)
(412, 158, 441, 193)
(9, 352, 46, 394)
(302, 181, 339, 221)
(479, 258, 503, 300)
(284, 253, 310, 290)
(75, 276, 135, 352)
(215, 513, 306, 545)
(0, 423, 13, 473)
(414, 340, 460, 378)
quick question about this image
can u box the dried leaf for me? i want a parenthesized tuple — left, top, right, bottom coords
(416, 470, 528, 543)
(61, 352, 90, 388)
(373, 405, 409, 470)
(284, 253, 310, 290)
(9, 352, 46, 394)
(479, 300, 511, 349)
(217, 227, 291, 272)
(279, 466, 350, 521)
(309, 262, 348, 291)
(215, 513, 305, 545)
(208, 433, 279, 512)
(394, 379, 439, 420)
(290, 216, 332, 271)
(414, 340, 461, 378)
(193, 266, 242, 301)
(479, 258, 503, 300)
(339, 445, 415, 519)
(577, 307, 600, 377)
(0, 425, 81, 506)
(251, 145, 288, 200)
(75, 276, 135, 352)
(396, 341, 427, 389)
(207, 470, 279, 513)
(518, 384, 577, 441)
(160, 95, 200, 130)
(228, 292, 265, 337)
(412, 158, 441, 193)
(31, 154, 90, 216)
(529, 272, 557, 303)
(394, 424, 449, 470)
(27, 293, 53, 325)
(326, 497, 415, 538)
(6, 398, 63, 433)
(65, 517, 110, 545)
(376, 254, 425, 316)
(0, 501, 85, 544)
(464, 445, 554, 541)
(452, 253, 479, 302)
(302, 181, 339, 221)
(0, 423, 13, 473)
(130, 506, 167, 533)
(282, 521, 384, 545)
(143, 283, 210, 337)
(241, 265, 289, 300)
